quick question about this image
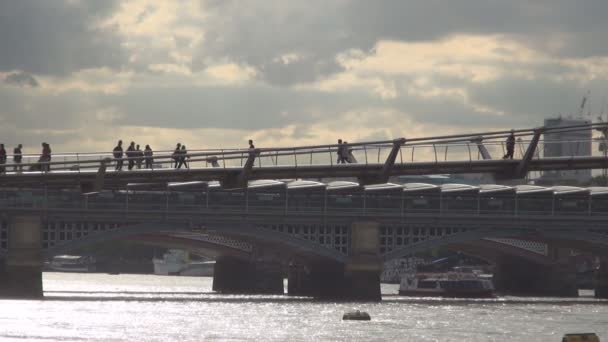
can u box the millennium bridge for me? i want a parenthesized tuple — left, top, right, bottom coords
(1, 123, 608, 300)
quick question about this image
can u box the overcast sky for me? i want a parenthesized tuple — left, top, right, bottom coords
(2, 0, 608, 153)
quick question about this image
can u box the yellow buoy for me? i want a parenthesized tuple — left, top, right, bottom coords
(562, 333, 600, 342)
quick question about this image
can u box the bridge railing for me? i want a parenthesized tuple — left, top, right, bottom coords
(2, 123, 605, 175)
(2, 190, 608, 218)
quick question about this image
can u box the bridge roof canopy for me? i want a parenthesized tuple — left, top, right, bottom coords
(167, 181, 209, 191)
(440, 183, 479, 194)
(589, 187, 608, 197)
(515, 185, 553, 195)
(364, 183, 403, 193)
(326, 181, 361, 192)
(247, 179, 286, 191)
(286, 180, 326, 191)
(479, 184, 515, 194)
(551, 186, 589, 196)
(126, 182, 168, 191)
(402, 183, 440, 193)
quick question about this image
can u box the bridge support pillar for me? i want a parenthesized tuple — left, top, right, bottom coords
(212, 256, 283, 294)
(494, 254, 577, 297)
(344, 221, 381, 301)
(594, 258, 608, 299)
(288, 222, 381, 301)
(0, 215, 43, 299)
(287, 260, 345, 298)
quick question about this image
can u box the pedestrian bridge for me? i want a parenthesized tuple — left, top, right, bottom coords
(1, 123, 607, 191)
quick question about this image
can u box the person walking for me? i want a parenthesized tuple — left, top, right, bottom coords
(0, 144, 6, 173)
(341, 141, 351, 163)
(144, 145, 154, 169)
(503, 130, 516, 159)
(172, 143, 182, 168)
(336, 139, 345, 164)
(177, 145, 190, 169)
(40, 142, 51, 171)
(13, 144, 22, 172)
(126, 141, 136, 170)
(113, 140, 124, 171)
(248, 139, 257, 158)
(135, 144, 144, 169)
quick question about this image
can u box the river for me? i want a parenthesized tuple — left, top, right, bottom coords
(1, 272, 607, 341)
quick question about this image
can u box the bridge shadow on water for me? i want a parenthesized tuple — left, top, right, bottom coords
(40, 291, 608, 305)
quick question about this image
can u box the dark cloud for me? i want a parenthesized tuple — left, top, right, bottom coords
(468, 77, 608, 123)
(198, 0, 608, 86)
(344, 0, 608, 58)
(4, 71, 38, 87)
(0, 0, 125, 76)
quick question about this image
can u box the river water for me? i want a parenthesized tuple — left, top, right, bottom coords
(1, 273, 607, 341)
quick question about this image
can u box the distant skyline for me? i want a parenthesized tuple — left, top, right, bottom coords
(2, 0, 608, 153)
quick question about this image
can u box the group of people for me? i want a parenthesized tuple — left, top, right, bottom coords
(0, 143, 50, 173)
(0, 133, 519, 174)
(336, 139, 353, 164)
(172, 143, 190, 169)
(112, 140, 154, 171)
(110, 140, 261, 171)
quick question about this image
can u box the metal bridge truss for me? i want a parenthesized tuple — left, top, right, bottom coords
(2, 207, 608, 263)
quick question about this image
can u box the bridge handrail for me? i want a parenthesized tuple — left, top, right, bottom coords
(4, 122, 604, 160)
(0, 123, 605, 173)
(0, 137, 604, 172)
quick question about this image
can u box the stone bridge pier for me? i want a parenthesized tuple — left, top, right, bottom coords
(212, 256, 283, 295)
(0, 215, 44, 299)
(594, 257, 608, 299)
(288, 222, 382, 301)
(493, 247, 578, 297)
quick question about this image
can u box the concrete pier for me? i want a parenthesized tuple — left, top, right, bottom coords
(344, 221, 381, 301)
(212, 256, 283, 294)
(494, 257, 578, 297)
(594, 258, 608, 299)
(287, 260, 345, 298)
(0, 216, 44, 299)
(288, 222, 381, 301)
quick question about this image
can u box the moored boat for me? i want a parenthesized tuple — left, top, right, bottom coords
(399, 267, 495, 298)
(48, 255, 96, 272)
(153, 249, 214, 276)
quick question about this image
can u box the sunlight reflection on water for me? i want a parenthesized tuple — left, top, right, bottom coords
(0, 272, 606, 342)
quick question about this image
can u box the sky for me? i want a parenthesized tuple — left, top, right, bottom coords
(2, 0, 608, 153)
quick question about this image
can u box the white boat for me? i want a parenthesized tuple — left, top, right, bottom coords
(48, 255, 96, 272)
(399, 266, 495, 298)
(153, 249, 214, 276)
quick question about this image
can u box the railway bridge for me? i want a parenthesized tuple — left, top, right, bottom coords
(1, 123, 608, 300)
(2, 180, 608, 300)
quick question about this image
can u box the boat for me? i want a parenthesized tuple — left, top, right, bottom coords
(152, 249, 215, 276)
(48, 255, 96, 272)
(399, 266, 495, 298)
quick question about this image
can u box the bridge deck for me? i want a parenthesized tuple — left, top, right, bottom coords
(2, 156, 607, 190)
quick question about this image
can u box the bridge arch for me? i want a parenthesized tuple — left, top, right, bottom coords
(44, 221, 348, 263)
(382, 229, 608, 262)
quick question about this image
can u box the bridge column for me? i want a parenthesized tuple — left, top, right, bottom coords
(594, 258, 608, 299)
(287, 222, 381, 301)
(494, 249, 578, 297)
(212, 256, 283, 294)
(287, 260, 345, 298)
(0, 215, 43, 299)
(344, 221, 382, 301)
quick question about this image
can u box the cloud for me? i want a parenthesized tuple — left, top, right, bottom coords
(0, 0, 125, 76)
(3, 0, 608, 156)
(4, 72, 38, 87)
